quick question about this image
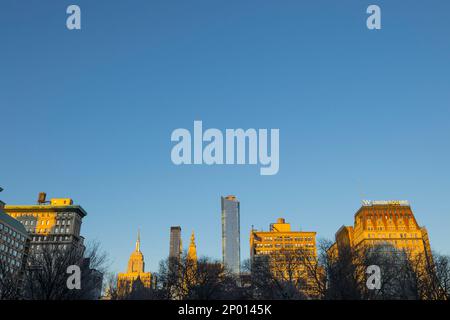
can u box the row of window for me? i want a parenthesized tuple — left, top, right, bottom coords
(256, 236, 314, 242)
(26, 227, 71, 234)
(365, 209, 411, 215)
(366, 233, 419, 239)
(254, 252, 316, 260)
(21, 219, 72, 226)
(256, 243, 315, 248)
(361, 215, 414, 224)
(0, 223, 26, 242)
(0, 254, 22, 269)
(0, 235, 25, 250)
(32, 235, 71, 242)
(366, 226, 414, 231)
(0, 243, 23, 259)
(364, 239, 423, 249)
(30, 243, 68, 251)
(10, 212, 75, 218)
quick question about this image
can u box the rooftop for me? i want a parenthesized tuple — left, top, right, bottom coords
(362, 200, 410, 207)
(4, 202, 88, 217)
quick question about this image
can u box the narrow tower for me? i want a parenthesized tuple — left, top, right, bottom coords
(169, 226, 182, 261)
(221, 195, 241, 274)
(118, 230, 152, 295)
(187, 231, 197, 262)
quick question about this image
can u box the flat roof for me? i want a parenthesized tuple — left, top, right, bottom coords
(4, 204, 88, 217)
(252, 230, 316, 235)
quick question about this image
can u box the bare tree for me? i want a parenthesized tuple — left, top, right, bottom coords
(323, 240, 450, 300)
(22, 240, 108, 300)
(432, 253, 450, 300)
(244, 247, 324, 300)
(403, 251, 450, 300)
(0, 259, 25, 300)
(103, 272, 121, 300)
(157, 252, 238, 300)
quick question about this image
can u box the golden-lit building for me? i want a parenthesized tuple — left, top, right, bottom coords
(178, 231, 198, 298)
(329, 200, 432, 260)
(117, 231, 152, 295)
(187, 231, 197, 262)
(250, 218, 317, 258)
(250, 218, 319, 294)
(4, 192, 87, 253)
(185, 231, 198, 283)
(4, 192, 103, 299)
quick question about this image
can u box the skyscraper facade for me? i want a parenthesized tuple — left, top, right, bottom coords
(329, 200, 433, 259)
(4, 192, 103, 298)
(169, 226, 182, 261)
(0, 188, 29, 280)
(250, 218, 319, 296)
(250, 218, 317, 260)
(221, 195, 240, 274)
(4, 192, 87, 253)
(117, 231, 153, 296)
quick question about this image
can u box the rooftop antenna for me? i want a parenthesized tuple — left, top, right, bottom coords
(136, 228, 141, 252)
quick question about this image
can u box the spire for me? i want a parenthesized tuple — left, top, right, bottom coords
(190, 231, 195, 245)
(136, 228, 141, 252)
(187, 230, 197, 262)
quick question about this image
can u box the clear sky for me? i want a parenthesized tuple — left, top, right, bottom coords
(1, 0, 449, 274)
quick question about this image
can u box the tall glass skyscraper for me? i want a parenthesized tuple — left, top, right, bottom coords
(221, 195, 240, 274)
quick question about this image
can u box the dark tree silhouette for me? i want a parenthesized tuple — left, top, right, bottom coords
(22, 240, 107, 300)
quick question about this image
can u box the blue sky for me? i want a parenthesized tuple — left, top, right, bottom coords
(1, 0, 449, 273)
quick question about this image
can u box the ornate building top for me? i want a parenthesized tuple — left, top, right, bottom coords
(118, 230, 152, 295)
(187, 231, 197, 262)
(330, 201, 432, 259)
(127, 230, 145, 273)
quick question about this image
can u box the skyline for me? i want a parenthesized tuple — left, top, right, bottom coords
(1, 191, 448, 275)
(1, 0, 450, 274)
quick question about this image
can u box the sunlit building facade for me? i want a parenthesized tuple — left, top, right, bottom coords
(187, 231, 197, 262)
(4, 192, 87, 253)
(329, 200, 433, 260)
(221, 195, 240, 274)
(4, 192, 103, 299)
(250, 218, 317, 258)
(117, 231, 153, 296)
(250, 218, 319, 295)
